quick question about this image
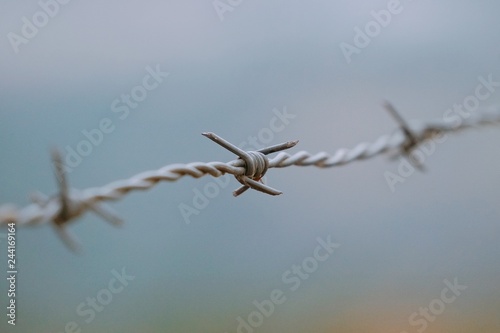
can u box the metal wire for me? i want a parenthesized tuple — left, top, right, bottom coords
(1, 107, 499, 250)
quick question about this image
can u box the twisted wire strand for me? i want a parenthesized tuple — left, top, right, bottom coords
(1, 109, 499, 228)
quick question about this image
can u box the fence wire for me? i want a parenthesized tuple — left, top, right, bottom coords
(1, 105, 499, 250)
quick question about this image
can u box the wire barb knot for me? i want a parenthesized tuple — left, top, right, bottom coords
(234, 150, 270, 196)
(202, 132, 298, 196)
(242, 151, 269, 178)
(384, 101, 430, 171)
(32, 149, 124, 252)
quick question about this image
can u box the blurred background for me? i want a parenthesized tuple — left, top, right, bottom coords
(1, 1, 499, 332)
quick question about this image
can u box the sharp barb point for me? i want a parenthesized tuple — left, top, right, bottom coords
(54, 225, 81, 254)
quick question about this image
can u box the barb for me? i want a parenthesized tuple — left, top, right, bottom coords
(202, 132, 298, 196)
(27, 149, 123, 252)
(1, 106, 499, 249)
(383, 101, 426, 171)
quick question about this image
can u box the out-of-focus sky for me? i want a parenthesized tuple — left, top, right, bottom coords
(0, 1, 499, 332)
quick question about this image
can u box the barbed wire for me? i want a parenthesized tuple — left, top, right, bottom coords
(1, 103, 499, 250)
